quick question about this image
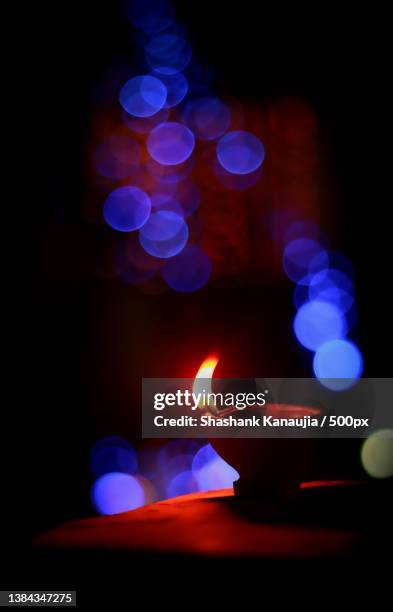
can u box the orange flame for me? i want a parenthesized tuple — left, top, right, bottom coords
(194, 355, 219, 383)
(193, 354, 219, 407)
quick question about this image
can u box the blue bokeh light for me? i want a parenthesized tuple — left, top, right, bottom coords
(127, 0, 175, 34)
(166, 470, 199, 498)
(123, 107, 170, 134)
(90, 437, 138, 478)
(292, 282, 310, 310)
(147, 121, 195, 165)
(145, 32, 184, 57)
(283, 238, 328, 284)
(163, 454, 195, 483)
(269, 208, 302, 248)
(159, 439, 201, 466)
(92, 472, 145, 515)
(191, 443, 219, 472)
(284, 219, 329, 246)
(191, 443, 239, 492)
(163, 245, 212, 292)
(313, 339, 363, 390)
(145, 34, 192, 72)
(195, 457, 239, 491)
(103, 186, 151, 232)
(146, 155, 193, 183)
(325, 250, 355, 279)
(308, 269, 354, 314)
(139, 218, 189, 258)
(184, 97, 231, 140)
(140, 210, 185, 241)
(151, 193, 185, 217)
(294, 300, 347, 351)
(216, 130, 265, 175)
(150, 69, 188, 108)
(119, 75, 167, 117)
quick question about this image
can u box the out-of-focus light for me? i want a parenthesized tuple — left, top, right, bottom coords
(294, 300, 347, 351)
(163, 245, 212, 292)
(151, 193, 184, 217)
(283, 238, 328, 284)
(90, 437, 138, 478)
(293, 283, 310, 310)
(269, 208, 302, 247)
(92, 472, 145, 515)
(147, 121, 195, 165)
(326, 251, 355, 280)
(313, 339, 363, 390)
(103, 186, 151, 232)
(127, 0, 175, 35)
(167, 470, 199, 497)
(145, 35, 192, 72)
(184, 97, 231, 140)
(137, 447, 160, 479)
(140, 210, 185, 241)
(139, 218, 189, 258)
(93, 135, 140, 179)
(194, 456, 239, 491)
(192, 444, 239, 491)
(216, 130, 265, 175)
(146, 155, 193, 183)
(123, 107, 170, 134)
(158, 439, 201, 466)
(284, 219, 328, 246)
(164, 454, 195, 482)
(144, 32, 184, 57)
(150, 69, 188, 108)
(308, 269, 354, 314)
(119, 75, 167, 117)
(140, 20, 187, 43)
(361, 430, 393, 479)
(191, 443, 219, 472)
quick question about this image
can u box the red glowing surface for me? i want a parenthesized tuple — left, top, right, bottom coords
(34, 489, 360, 558)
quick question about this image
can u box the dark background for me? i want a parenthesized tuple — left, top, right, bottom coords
(16, 0, 391, 551)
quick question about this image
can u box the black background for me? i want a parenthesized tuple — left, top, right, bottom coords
(14, 0, 392, 551)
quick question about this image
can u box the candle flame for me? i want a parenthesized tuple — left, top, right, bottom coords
(194, 355, 219, 384)
(193, 355, 219, 408)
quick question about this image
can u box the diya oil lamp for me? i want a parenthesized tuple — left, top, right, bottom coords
(194, 354, 323, 502)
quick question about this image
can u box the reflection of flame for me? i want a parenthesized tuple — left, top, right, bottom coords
(193, 355, 219, 408)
